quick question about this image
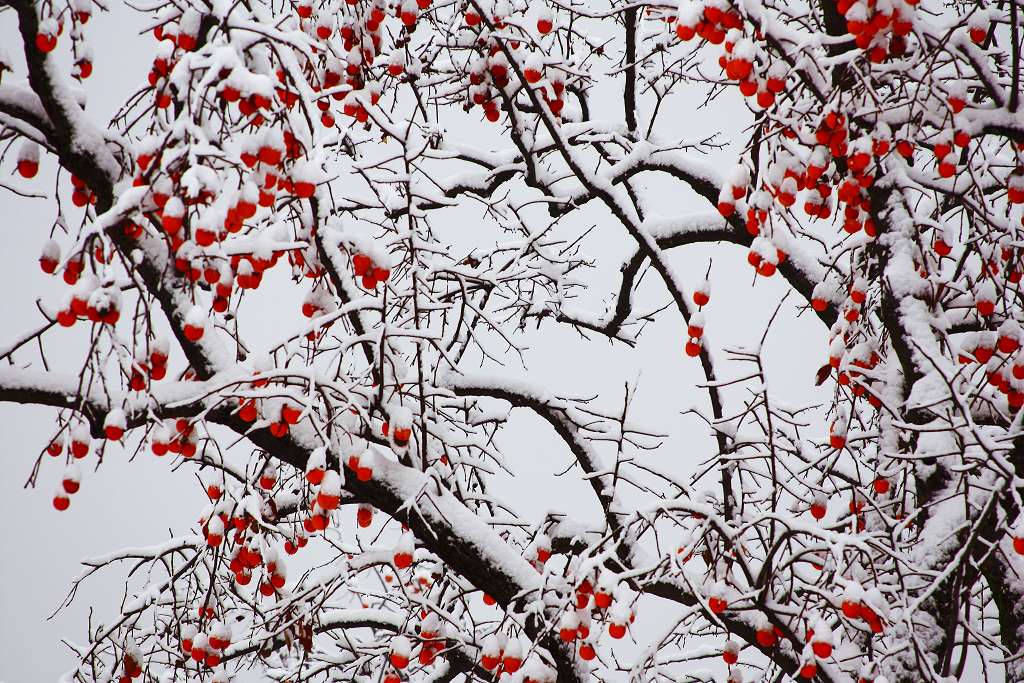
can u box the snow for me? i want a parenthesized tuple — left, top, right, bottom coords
(3, 0, 1024, 681)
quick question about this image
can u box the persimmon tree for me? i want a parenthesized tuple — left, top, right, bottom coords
(2, 0, 1024, 679)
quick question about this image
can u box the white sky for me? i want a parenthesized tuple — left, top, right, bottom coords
(0, 4, 835, 681)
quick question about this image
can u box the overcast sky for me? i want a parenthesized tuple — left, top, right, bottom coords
(0, 5, 834, 681)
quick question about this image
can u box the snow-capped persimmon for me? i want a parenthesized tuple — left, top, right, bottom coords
(39, 239, 60, 274)
(183, 305, 206, 341)
(35, 20, 58, 53)
(501, 641, 522, 673)
(315, 470, 341, 509)
(305, 447, 326, 484)
(104, 409, 126, 441)
(392, 533, 414, 568)
(17, 141, 40, 178)
(389, 636, 411, 669)
(258, 463, 278, 490)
